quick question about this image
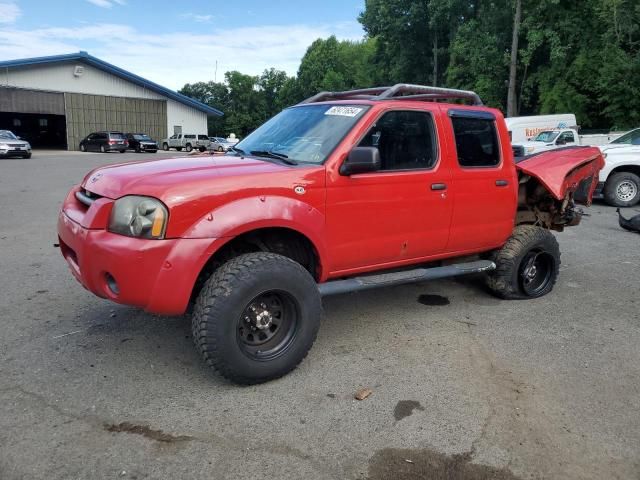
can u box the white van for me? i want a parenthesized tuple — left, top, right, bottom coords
(505, 114, 577, 144)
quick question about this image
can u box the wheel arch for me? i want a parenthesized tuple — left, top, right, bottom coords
(190, 225, 325, 306)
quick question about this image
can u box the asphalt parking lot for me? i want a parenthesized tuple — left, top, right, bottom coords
(0, 150, 639, 480)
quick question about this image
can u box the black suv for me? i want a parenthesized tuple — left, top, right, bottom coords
(79, 132, 127, 153)
(125, 133, 158, 153)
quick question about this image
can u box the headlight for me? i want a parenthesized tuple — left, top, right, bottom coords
(108, 196, 168, 239)
(0, 143, 8, 149)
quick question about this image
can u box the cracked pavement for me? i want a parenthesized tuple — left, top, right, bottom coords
(1, 151, 639, 479)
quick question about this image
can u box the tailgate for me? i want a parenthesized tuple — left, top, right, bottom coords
(515, 147, 605, 205)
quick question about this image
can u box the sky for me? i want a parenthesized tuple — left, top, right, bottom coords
(0, 0, 366, 89)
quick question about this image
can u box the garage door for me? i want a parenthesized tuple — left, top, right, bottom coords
(0, 87, 65, 115)
(65, 93, 167, 151)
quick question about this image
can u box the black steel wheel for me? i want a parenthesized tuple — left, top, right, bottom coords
(237, 291, 299, 361)
(518, 249, 555, 296)
(192, 252, 322, 384)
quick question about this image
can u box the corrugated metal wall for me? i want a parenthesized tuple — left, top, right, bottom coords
(65, 93, 167, 151)
(0, 87, 65, 115)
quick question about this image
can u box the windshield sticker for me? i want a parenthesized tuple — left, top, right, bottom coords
(325, 106, 364, 117)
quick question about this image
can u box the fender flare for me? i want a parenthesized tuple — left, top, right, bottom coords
(182, 195, 329, 277)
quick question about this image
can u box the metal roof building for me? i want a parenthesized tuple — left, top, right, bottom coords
(0, 52, 222, 150)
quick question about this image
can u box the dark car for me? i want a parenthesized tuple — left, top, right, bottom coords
(79, 132, 127, 153)
(125, 133, 158, 153)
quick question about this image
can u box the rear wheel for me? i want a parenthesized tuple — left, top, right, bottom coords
(192, 253, 322, 384)
(119, 149, 126, 153)
(100, 145, 106, 153)
(218, 146, 224, 152)
(199, 146, 206, 152)
(163, 143, 169, 151)
(604, 172, 640, 207)
(486, 225, 560, 300)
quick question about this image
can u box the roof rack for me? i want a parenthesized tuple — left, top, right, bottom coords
(299, 83, 483, 106)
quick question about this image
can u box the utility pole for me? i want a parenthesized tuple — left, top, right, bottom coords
(214, 60, 218, 83)
(507, 0, 522, 117)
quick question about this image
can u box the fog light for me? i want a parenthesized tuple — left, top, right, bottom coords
(105, 273, 119, 296)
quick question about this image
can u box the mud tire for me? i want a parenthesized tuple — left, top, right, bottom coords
(486, 225, 560, 300)
(192, 253, 322, 384)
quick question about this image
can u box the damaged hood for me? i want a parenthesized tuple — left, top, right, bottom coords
(516, 147, 605, 203)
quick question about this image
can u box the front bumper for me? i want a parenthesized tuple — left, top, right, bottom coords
(57, 209, 216, 315)
(0, 147, 31, 157)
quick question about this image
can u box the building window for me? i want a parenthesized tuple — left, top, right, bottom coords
(13, 119, 21, 127)
(39, 118, 48, 127)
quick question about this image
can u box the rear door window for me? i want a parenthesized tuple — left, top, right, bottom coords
(185, 134, 196, 139)
(450, 112, 501, 167)
(197, 135, 209, 140)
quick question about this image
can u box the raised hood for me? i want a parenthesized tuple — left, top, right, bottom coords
(82, 155, 291, 203)
(516, 146, 605, 203)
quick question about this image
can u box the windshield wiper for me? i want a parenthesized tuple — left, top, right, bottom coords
(229, 146, 246, 155)
(250, 150, 298, 165)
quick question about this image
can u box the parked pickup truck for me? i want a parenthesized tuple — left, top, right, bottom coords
(518, 129, 582, 155)
(161, 133, 210, 152)
(57, 84, 604, 384)
(596, 128, 640, 206)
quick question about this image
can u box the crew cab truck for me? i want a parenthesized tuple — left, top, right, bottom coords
(161, 133, 210, 152)
(57, 84, 604, 385)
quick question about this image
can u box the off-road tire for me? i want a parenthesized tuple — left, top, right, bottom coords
(163, 143, 169, 151)
(185, 143, 193, 152)
(486, 225, 560, 300)
(604, 171, 640, 207)
(192, 253, 322, 384)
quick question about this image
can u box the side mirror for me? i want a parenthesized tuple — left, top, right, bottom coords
(340, 147, 381, 176)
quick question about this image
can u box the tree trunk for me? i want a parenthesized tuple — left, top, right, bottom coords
(432, 35, 438, 86)
(507, 0, 522, 117)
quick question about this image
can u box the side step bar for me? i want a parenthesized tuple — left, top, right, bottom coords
(317, 260, 496, 297)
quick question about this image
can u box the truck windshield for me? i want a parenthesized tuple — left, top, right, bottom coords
(232, 104, 369, 164)
(533, 131, 559, 142)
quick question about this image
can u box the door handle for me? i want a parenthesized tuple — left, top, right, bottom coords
(495, 180, 509, 187)
(431, 183, 447, 191)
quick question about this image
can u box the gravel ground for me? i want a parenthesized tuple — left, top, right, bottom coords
(0, 150, 639, 480)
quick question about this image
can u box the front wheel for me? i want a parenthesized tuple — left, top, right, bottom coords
(163, 143, 169, 151)
(218, 146, 224, 152)
(192, 253, 322, 384)
(486, 225, 560, 300)
(185, 144, 193, 152)
(604, 172, 640, 207)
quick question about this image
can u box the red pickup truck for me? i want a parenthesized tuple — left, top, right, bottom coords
(57, 84, 604, 384)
